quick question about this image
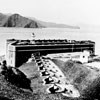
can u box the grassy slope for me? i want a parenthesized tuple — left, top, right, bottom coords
(0, 61, 80, 100)
(1, 59, 100, 100)
(52, 59, 100, 99)
(19, 62, 80, 100)
(0, 74, 35, 100)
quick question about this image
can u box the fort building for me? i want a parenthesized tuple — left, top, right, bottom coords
(6, 39, 95, 67)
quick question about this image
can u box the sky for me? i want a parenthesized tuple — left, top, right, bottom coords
(0, 0, 100, 26)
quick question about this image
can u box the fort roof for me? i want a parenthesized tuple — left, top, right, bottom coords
(7, 39, 95, 46)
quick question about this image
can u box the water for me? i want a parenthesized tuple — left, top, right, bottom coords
(0, 27, 100, 55)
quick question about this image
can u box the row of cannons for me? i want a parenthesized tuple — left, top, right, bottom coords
(32, 52, 80, 98)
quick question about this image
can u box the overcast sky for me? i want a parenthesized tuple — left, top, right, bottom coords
(0, 0, 100, 26)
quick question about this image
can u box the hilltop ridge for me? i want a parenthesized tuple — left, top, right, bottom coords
(0, 13, 80, 29)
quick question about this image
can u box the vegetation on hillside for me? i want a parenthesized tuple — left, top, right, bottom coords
(1, 58, 100, 100)
(52, 59, 100, 100)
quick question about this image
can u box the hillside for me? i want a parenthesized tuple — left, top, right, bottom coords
(1, 58, 100, 100)
(0, 13, 80, 28)
(0, 62, 80, 100)
(52, 59, 100, 99)
(29, 17, 80, 29)
(0, 13, 44, 28)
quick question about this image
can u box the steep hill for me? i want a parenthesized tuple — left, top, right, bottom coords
(0, 13, 44, 28)
(0, 13, 80, 28)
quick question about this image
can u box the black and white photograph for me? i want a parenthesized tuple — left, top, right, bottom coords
(0, 0, 100, 100)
